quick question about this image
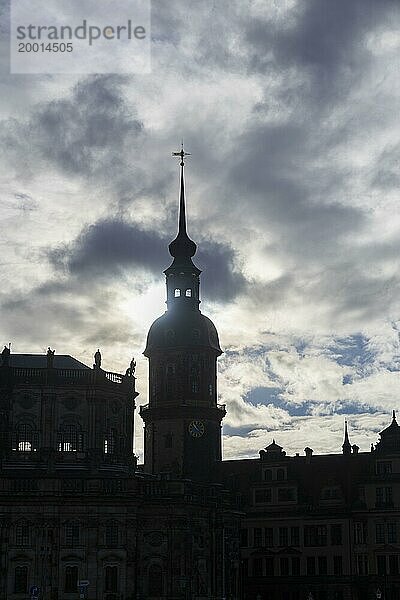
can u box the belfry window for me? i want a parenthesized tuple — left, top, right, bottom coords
(185, 288, 192, 297)
(174, 288, 181, 297)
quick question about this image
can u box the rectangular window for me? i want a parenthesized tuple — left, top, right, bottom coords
(389, 555, 399, 575)
(265, 557, 274, 576)
(14, 566, 28, 593)
(264, 527, 273, 547)
(279, 527, 288, 547)
(304, 525, 327, 547)
(240, 528, 248, 548)
(306, 557, 315, 576)
(376, 486, 393, 506)
(377, 555, 387, 576)
(278, 488, 295, 502)
(318, 556, 327, 575)
(333, 555, 343, 575)
(377, 461, 392, 475)
(253, 527, 262, 547)
(15, 523, 29, 547)
(291, 556, 300, 575)
(254, 488, 272, 503)
(291, 526, 300, 546)
(105, 522, 118, 547)
(354, 522, 366, 544)
(376, 523, 385, 544)
(280, 557, 289, 576)
(331, 524, 343, 545)
(356, 554, 369, 575)
(253, 557, 263, 577)
(388, 523, 397, 544)
(65, 523, 80, 547)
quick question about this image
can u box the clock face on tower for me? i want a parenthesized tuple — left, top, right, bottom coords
(188, 420, 205, 438)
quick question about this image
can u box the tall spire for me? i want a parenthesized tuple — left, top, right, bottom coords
(169, 144, 197, 261)
(342, 420, 352, 455)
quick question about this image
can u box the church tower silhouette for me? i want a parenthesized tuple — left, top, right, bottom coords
(140, 147, 226, 480)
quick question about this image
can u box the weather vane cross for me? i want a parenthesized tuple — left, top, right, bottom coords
(172, 142, 191, 166)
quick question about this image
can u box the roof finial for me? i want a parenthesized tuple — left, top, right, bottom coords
(172, 141, 191, 167)
(393, 409, 397, 422)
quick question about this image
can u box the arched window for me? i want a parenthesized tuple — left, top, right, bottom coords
(277, 468, 285, 481)
(264, 469, 272, 481)
(105, 521, 118, 547)
(64, 566, 78, 592)
(58, 423, 83, 452)
(105, 566, 118, 592)
(148, 564, 163, 596)
(14, 566, 28, 593)
(174, 288, 181, 297)
(15, 520, 30, 546)
(185, 288, 192, 297)
(14, 423, 36, 452)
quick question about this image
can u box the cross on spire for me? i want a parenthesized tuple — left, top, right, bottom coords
(172, 142, 191, 167)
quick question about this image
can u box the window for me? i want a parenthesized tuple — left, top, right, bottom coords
(174, 288, 181, 297)
(191, 378, 199, 393)
(15, 423, 34, 451)
(253, 557, 263, 577)
(333, 556, 343, 575)
(279, 527, 288, 547)
(318, 556, 327, 575)
(58, 424, 83, 452)
(253, 527, 262, 547)
(105, 566, 118, 592)
(264, 469, 272, 481)
(376, 523, 385, 544)
(265, 527, 273, 547)
(307, 557, 315, 575)
(185, 289, 192, 297)
(104, 429, 115, 454)
(14, 566, 28, 593)
(354, 522, 367, 544)
(254, 488, 272, 503)
(64, 566, 78, 592)
(240, 529, 248, 547)
(164, 433, 173, 449)
(106, 521, 118, 547)
(331, 524, 342, 545)
(389, 555, 399, 575)
(65, 522, 80, 546)
(377, 555, 386, 576)
(280, 557, 289, 576)
(376, 486, 393, 507)
(278, 488, 295, 502)
(148, 564, 163, 596)
(356, 554, 368, 575)
(265, 557, 274, 576)
(388, 522, 397, 543)
(377, 461, 392, 475)
(291, 526, 300, 546)
(277, 468, 285, 481)
(15, 521, 30, 546)
(304, 525, 327, 547)
(291, 557, 300, 575)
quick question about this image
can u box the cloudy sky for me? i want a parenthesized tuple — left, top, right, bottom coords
(1, 0, 400, 461)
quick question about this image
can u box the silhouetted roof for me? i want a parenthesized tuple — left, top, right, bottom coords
(7, 354, 90, 370)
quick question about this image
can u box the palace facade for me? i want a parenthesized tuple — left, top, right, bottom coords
(0, 153, 399, 600)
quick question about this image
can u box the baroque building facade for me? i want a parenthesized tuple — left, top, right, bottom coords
(0, 151, 400, 600)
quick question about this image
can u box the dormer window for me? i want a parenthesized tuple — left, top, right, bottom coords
(185, 289, 192, 297)
(174, 289, 181, 297)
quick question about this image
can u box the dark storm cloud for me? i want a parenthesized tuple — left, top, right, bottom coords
(48, 218, 246, 303)
(246, 0, 398, 102)
(2, 75, 144, 179)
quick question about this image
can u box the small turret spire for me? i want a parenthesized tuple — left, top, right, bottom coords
(342, 420, 352, 455)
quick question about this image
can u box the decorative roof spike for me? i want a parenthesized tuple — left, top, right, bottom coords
(342, 420, 352, 455)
